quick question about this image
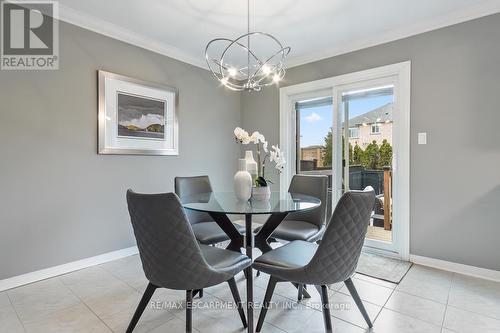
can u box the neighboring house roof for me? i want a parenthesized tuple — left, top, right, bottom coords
(347, 103, 393, 127)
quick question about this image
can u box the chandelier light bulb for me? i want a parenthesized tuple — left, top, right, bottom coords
(273, 74, 281, 83)
(228, 67, 238, 77)
(262, 65, 271, 75)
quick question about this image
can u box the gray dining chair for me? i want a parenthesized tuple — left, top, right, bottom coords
(126, 190, 251, 333)
(254, 174, 328, 243)
(254, 174, 328, 300)
(175, 176, 246, 245)
(252, 189, 376, 333)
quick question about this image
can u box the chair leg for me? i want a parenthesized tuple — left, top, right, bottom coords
(297, 284, 304, 301)
(227, 277, 247, 328)
(193, 289, 203, 298)
(126, 282, 157, 333)
(315, 285, 333, 333)
(256, 276, 278, 332)
(344, 278, 373, 328)
(186, 290, 193, 333)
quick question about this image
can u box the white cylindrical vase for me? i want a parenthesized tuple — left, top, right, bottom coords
(234, 159, 252, 201)
(244, 150, 258, 183)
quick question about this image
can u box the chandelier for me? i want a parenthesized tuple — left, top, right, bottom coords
(205, 0, 290, 91)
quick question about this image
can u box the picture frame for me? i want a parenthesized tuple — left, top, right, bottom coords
(98, 70, 179, 155)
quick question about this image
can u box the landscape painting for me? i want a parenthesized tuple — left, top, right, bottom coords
(117, 93, 166, 140)
(98, 70, 178, 155)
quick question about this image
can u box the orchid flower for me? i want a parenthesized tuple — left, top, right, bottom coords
(233, 127, 286, 185)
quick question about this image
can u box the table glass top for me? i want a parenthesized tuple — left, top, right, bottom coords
(181, 192, 321, 215)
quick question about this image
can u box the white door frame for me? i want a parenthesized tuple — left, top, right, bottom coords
(279, 61, 411, 260)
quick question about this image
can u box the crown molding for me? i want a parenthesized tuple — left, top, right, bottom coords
(58, 1, 500, 71)
(58, 4, 208, 70)
(285, 0, 500, 68)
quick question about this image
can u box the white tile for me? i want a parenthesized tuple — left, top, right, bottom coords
(443, 306, 500, 333)
(338, 278, 394, 306)
(373, 308, 442, 333)
(188, 293, 252, 333)
(396, 266, 452, 304)
(149, 316, 201, 333)
(0, 304, 25, 333)
(448, 274, 500, 320)
(8, 278, 81, 322)
(286, 310, 365, 333)
(60, 266, 132, 299)
(0, 292, 12, 308)
(353, 273, 397, 289)
(22, 303, 111, 333)
(99, 255, 149, 291)
(100, 299, 176, 333)
(262, 294, 319, 333)
(327, 291, 381, 328)
(83, 284, 142, 318)
(404, 265, 454, 281)
(385, 290, 446, 326)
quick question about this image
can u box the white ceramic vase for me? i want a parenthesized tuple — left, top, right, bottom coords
(234, 159, 252, 201)
(244, 150, 258, 183)
(252, 185, 271, 201)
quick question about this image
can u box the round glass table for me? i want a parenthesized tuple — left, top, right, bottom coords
(181, 191, 321, 333)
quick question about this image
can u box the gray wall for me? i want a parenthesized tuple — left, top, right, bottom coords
(241, 14, 500, 271)
(0, 22, 240, 279)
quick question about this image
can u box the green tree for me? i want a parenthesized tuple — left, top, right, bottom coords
(378, 139, 393, 168)
(322, 128, 332, 167)
(322, 129, 350, 167)
(352, 144, 363, 165)
(362, 140, 380, 170)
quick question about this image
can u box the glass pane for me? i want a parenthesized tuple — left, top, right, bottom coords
(296, 97, 334, 217)
(342, 86, 394, 242)
(296, 98, 333, 174)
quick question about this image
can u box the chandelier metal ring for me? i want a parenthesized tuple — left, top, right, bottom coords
(204, 0, 290, 91)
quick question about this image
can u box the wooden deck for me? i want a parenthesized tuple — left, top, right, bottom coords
(366, 225, 392, 242)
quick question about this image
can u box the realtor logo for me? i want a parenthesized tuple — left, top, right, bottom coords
(1, 0, 59, 70)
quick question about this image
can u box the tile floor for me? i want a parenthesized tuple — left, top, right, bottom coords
(2, 255, 500, 333)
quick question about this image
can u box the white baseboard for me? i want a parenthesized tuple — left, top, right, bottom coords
(0, 246, 139, 292)
(410, 254, 500, 283)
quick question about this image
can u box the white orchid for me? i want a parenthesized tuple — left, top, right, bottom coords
(233, 127, 286, 186)
(234, 127, 252, 144)
(250, 131, 266, 144)
(270, 145, 286, 172)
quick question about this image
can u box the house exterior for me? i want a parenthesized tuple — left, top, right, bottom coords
(347, 103, 393, 148)
(300, 145, 324, 167)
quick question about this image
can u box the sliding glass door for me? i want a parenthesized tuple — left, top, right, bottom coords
(337, 83, 396, 252)
(284, 63, 410, 258)
(293, 75, 405, 255)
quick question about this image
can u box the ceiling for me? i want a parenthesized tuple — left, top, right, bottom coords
(58, 0, 500, 69)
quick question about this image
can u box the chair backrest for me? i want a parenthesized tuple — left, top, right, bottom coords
(174, 176, 214, 224)
(126, 190, 221, 290)
(305, 189, 375, 284)
(285, 174, 328, 228)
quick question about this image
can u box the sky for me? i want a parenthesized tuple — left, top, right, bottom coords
(299, 94, 393, 147)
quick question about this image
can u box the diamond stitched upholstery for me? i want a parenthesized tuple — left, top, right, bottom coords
(126, 190, 251, 290)
(252, 190, 375, 285)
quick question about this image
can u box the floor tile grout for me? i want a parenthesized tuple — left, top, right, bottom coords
(58, 276, 116, 333)
(6, 291, 28, 333)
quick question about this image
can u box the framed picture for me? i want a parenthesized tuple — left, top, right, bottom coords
(98, 70, 178, 155)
